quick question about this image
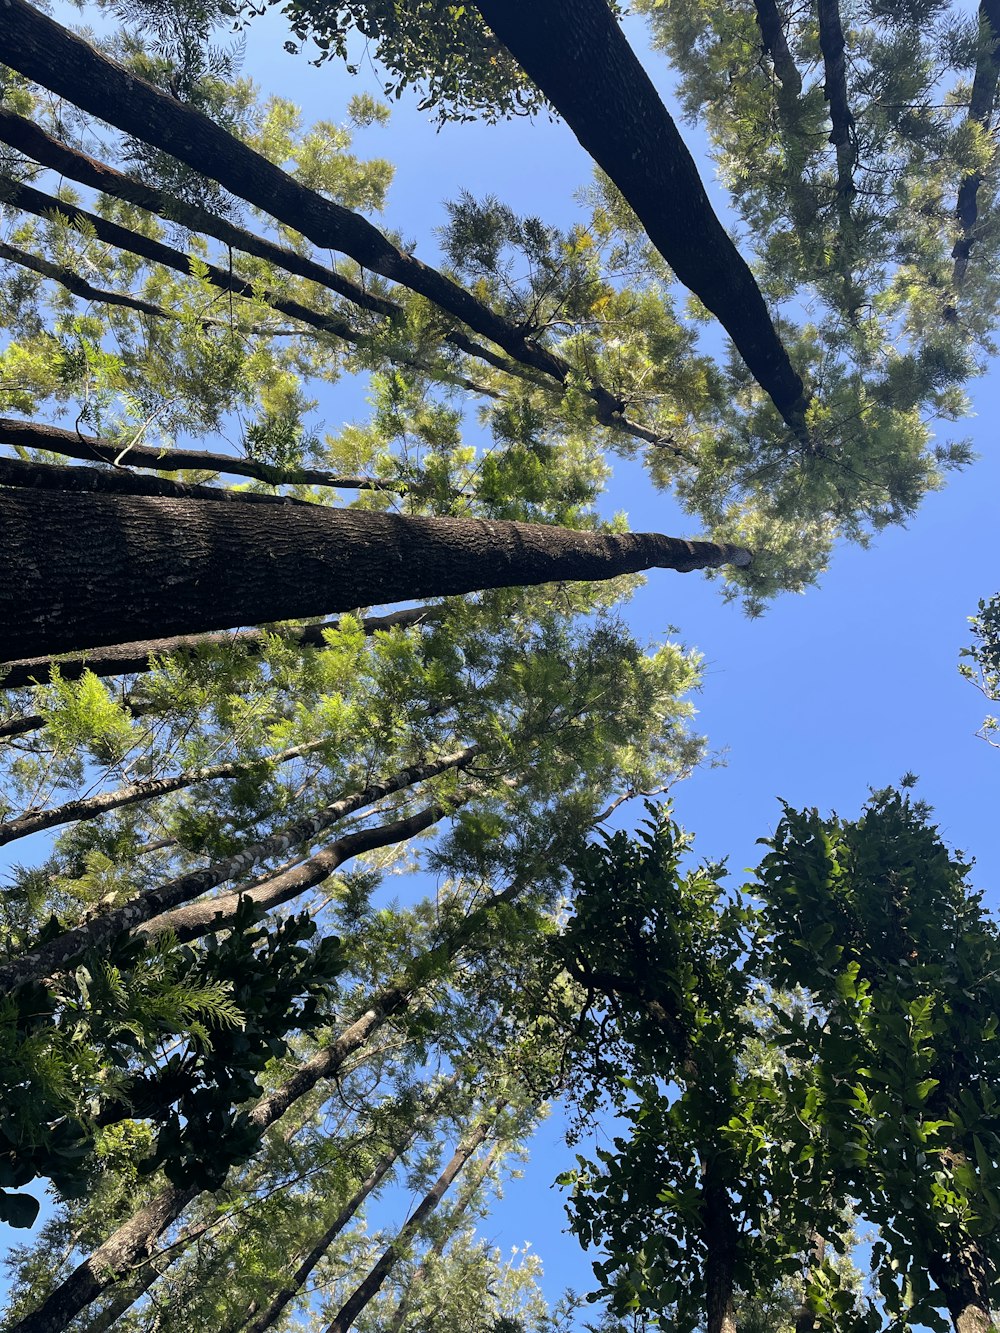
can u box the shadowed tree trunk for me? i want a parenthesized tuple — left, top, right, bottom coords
(1, 489, 749, 660)
(953, 0, 1000, 287)
(928, 1241, 997, 1333)
(470, 0, 809, 437)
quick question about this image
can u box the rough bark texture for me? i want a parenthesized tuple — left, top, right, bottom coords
(0, 738, 327, 847)
(0, 747, 476, 993)
(0, 1, 636, 430)
(928, 1241, 997, 1333)
(471, 0, 809, 435)
(324, 1111, 502, 1333)
(1, 488, 750, 659)
(1, 605, 439, 688)
(140, 800, 455, 943)
(0, 455, 318, 506)
(0, 415, 404, 492)
(953, 0, 1000, 287)
(8, 1183, 200, 1333)
(702, 1167, 739, 1333)
(817, 0, 856, 180)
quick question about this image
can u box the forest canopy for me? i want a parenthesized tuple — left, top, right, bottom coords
(0, 0, 999, 1331)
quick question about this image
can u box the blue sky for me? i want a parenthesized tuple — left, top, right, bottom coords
(216, 6, 1000, 1308)
(3, 1, 1000, 1317)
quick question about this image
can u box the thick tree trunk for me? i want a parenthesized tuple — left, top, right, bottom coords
(324, 1111, 503, 1333)
(0, 746, 477, 993)
(0, 605, 438, 688)
(0, 489, 749, 660)
(928, 1242, 997, 1333)
(702, 1168, 739, 1333)
(471, 0, 808, 436)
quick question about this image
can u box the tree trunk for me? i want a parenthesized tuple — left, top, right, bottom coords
(0, 455, 320, 507)
(1, 605, 438, 688)
(702, 1168, 739, 1333)
(0, 488, 749, 660)
(471, 0, 808, 436)
(928, 1241, 997, 1333)
(235, 1089, 453, 1333)
(0, 746, 477, 994)
(139, 799, 458, 943)
(324, 1111, 503, 1333)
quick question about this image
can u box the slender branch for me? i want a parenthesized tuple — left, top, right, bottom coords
(139, 798, 460, 944)
(0, 9, 676, 445)
(752, 0, 802, 97)
(0, 454, 316, 506)
(323, 1108, 505, 1333)
(0, 605, 442, 689)
(0, 746, 478, 993)
(0, 416, 409, 492)
(0, 738, 329, 848)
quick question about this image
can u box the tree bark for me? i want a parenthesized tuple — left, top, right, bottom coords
(471, 0, 809, 436)
(702, 1166, 739, 1333)
(0, 488, 749, 660)
(138, 799, 458, 943)
(234, 1090, 453, 1333)
(1, 605, 439, 688)
(0, 416, 405, 492)
(928, 1241, 997, 1333)
(752, 0, 802, 96)
(0, 746, 477, 993)
(324, 1110, 503, 1333)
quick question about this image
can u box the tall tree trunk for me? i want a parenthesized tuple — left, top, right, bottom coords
(324, 1109, 504, 1333)
(1, 605, 438, 688)
(0, 489, 749, 660)
(702, 1167, 739, 1333)
(471, 0, 809, 436)
(139, 798, 460, 943)
(235, 1086, 455, 1333)
(384, 1143, 502, 1333)
(0, 746, 478, 993)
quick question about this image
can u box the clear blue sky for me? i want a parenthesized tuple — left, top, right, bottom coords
(4, 2, 999, 1316)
